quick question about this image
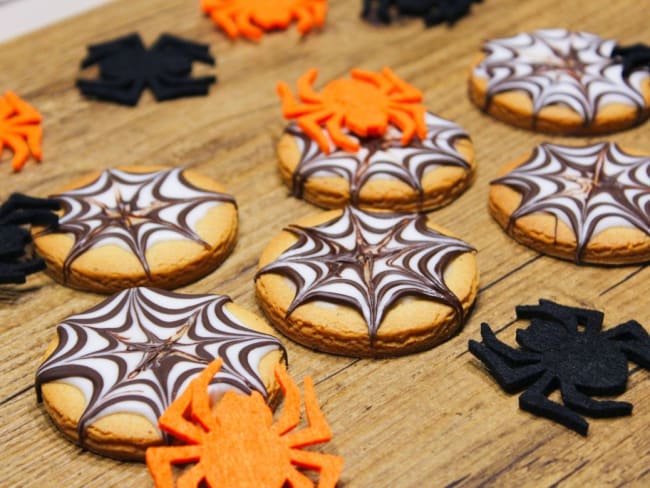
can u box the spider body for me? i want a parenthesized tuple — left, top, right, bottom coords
(0, 92, 42, 171)
(362, 0, 482, 26)
(277, 67, 427, 154)
(146, 359, 343, 487)
(469, 299, 650, 435)
(77, 34, 216, 106)
(201, 0, 327, 41)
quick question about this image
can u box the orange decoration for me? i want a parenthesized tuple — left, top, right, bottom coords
(201, 0, 327, 41)
(146, 359, 344, 488)
(277, 67, 427, 154)
(0, 92, 42, 172)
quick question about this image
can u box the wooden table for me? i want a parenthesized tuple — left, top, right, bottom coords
(2, 0, 649, 486)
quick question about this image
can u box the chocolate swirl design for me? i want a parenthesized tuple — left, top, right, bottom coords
(40, 168, 236, 280)
(474, 29, 649, 125)
(286, 112, 471, 205)
(35, 287, 285, 442)
(492, 142, 650, 262)
(256, 207, 475, 339)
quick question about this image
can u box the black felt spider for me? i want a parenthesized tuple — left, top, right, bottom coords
(612, 43, 650, 77)
(361, 0, 483, 26)
(468, 299, 650, 435)
(0, 193, 59, 284)
(77, 33, 216, 106)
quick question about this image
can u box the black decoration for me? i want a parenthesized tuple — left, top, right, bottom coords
(77, 33, 216, 106)
(0, 193, 59, 284)
(361, 0, 483, 27)
(468, 299, 650, 435)
(612, 43, 650, 77)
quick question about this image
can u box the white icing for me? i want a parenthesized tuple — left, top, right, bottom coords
(37, 288, 282, 434)
(474, 29, 649, 122)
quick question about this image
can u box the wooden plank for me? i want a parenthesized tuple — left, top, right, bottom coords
(0, 0, 649, 486)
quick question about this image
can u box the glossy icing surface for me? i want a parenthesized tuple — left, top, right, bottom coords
(286, 112, 471, 205)
(492, 142, 650, 260)
(36, 287, 284, 440)
(43, 168, 235, 279)
(257, 207, 475, 339)
(474, 29, 649, 123)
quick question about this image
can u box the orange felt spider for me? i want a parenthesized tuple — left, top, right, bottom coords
(0, 92, 42, 172)
(277, 67, 427, 154)
(201, 0, 327, 41)
(146, 359, 343, 488)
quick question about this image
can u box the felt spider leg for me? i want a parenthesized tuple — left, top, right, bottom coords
(81, 33, 145, 68)
(150, 75, 216, 101)
(284, 376, 333, 447)
(328, 112, 362, 152)
(188, 359, 221, 433)
(381, 67, 423, 102)
(277, 79, 322, 116)
(146, 445, 203, 488)
(0, 259, 46, 284)
(77, 78, 148, 106)
(296, 109, 337, 153)
(1, 133, 30, 171)
(306, 0, 327, 28)
(158, 361, 220, 444)
(296, 68, 324, 104)
(272, 363, 303, 435)
(285, 467, 315, 488)
(517, 300, 604, 334)
(560, 383, 632, 418)
(4, 92, 42, 124)
(363, 0, 393, 24)
(477, 323, 541, 363)
(519, 371, 590, 435)
(604, 320, 650, 369)
(350, 68, 393, 93)
(176, 461, 208, 488)
(153, 35, 215, 65)
(469, 343, 546, 393)
(209, 9, 241, 40)
(11, 124, 43, 164)
(387, 107, 416, 144)
(235, 8, 264, 41)
(289, 449, 344, 488)
(293, 6, 317, 36)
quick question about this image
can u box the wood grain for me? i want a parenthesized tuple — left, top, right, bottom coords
(1, 0, 649, 486)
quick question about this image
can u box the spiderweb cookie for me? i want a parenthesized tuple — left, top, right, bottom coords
(35, 287, 286, 460)
(277, 112, 475, 211)
(489, 142, 650, 264)
(256, 206, 478, 357)
(469, 29, 650, 134)
(32, 166, 238, 293)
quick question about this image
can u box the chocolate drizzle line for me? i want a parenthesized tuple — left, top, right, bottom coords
(39, 168, 236, 280)
(492, 142, 650, 263)
(256, 207, 475, 341)
(286, 112, 471, 207)
(475, 29, 649, 126)
(35, 287, 285, 443)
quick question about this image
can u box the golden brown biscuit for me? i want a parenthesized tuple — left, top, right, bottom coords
(256, 206, 479, 357)
(277, 112, 475, 212)
(32, 166, 238, 293)
(469, 29, 650, 135)
(489, 142, 650, 264)
(35, 287, 286, 461)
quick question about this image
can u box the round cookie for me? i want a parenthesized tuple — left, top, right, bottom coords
(255, 206, 479, 357)
(489, 142, 650, 264)
(469, 29, 650, 135)
(277, 112, 475, 211)
(32, 166, 238, 293)
(35, 287, 286, 461)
